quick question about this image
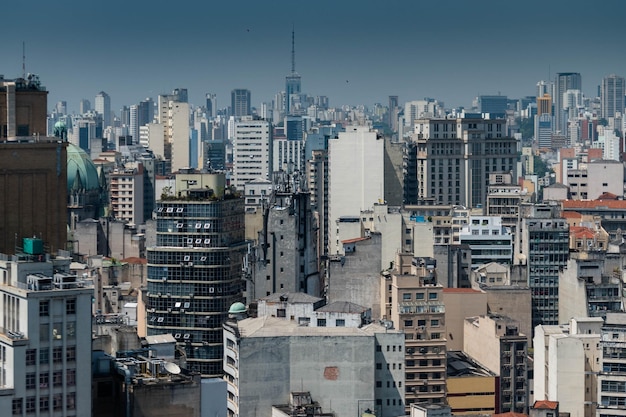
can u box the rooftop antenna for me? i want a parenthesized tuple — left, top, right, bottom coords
(291, 24, 295, 74)
(22, 41, 26, 79)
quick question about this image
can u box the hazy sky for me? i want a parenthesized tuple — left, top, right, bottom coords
(2, 0, 625, 113)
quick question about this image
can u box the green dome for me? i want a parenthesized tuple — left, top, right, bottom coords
(228, 302, 246, 314)
(67, 143, 100, 192)
(54, 120, 66, 129)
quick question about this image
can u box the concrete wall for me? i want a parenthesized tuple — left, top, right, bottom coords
(443, 290, 487, 351)
(559, 259, 590, 323)
(328, 234, 382, 319)
(550, 336, 585, 417)
(483, 287, 532, 345)
(132, 379, 201, 417)
(463, 317, 502, 374)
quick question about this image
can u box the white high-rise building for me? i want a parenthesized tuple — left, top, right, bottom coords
(232, 117, 271, 191)
(168, 101, 190, 172)
(328, 125, 384, 255)
(94, 91, 111, 129)
(129, 104, 139, 144)
(0, 244, 93, 416)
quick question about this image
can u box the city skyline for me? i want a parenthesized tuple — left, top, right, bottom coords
(2, 0, 625, 112)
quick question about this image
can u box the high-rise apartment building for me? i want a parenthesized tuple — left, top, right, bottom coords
(0, 243, 93, 416)
(109, 166, 145, 225)
(94, 91, 111, 129)
(519, 204, 569, 329)
(328, 125, 384, 255)
(601, 74, 625, 119)
(231, 89, 251, 117)
(554, 73, 582, 135)
(405, 117, 518, 208)
(145, 178, 246, 377)
(382, 253, 447, 409)
(232, 116, 271, 191)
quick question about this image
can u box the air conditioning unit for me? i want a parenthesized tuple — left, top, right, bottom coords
(406, 348, 415, 354)
(419, 347, 427, 354)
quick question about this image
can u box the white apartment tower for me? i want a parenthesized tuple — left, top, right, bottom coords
(328, 125, 384, 255)
(0, 242, 93, 417)
(232, 117, 271, 191)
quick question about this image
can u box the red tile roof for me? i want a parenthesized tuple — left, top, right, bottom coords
(533, 400, 558, 410)
(492, 412, 528, 417)
(341, 237, 369, 244)
(121, 257, 147, 264)
(570, 226, 595, 239)
(563, 200, 626, 209)
(562, 211, 582, 219)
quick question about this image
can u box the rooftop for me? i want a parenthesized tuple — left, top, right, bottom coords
(563, 200, 626, 210)
(261, 292, 324, 304)
(532, 400, 558, 410)
(235, 316, 396, 338)
(315, 301, 368, 314)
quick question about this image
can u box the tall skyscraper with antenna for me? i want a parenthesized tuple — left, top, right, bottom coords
(285, 27, 301, 115)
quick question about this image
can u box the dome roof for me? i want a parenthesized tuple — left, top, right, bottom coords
(67, 143, 100, 192)
(54, 120, 66, 129)
(228, 302, 246, 314)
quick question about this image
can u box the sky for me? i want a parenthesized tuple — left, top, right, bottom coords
(1, 0, 625, 114)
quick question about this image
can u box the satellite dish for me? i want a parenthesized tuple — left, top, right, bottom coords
(164, 362, 181, 375)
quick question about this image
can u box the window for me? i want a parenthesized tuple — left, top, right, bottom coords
(431, 333, 441, 339)
(376, 381, 382, 387)
(53, 322, 63, 340)
(39, 300, 49, 316)
(26, 349, 36, 366)
(404, 320, 413, 327)
(26, 373, 36, 390)
(53, 394, 63, 411)
(66, 298, 76, 315)
(376, 363, 382, 370)
(317, 319, 326, 327)
(66, 346, 76, 362)
(53, 347, 63, 363)
(403, 293, 411, 300)
(39, 397, 49, 412)
(277, 309, 286, 318)
(39, 349, 49, 365)
(39, 373, 49, 389)
(415, 293, 424, 300)
(12, 398, 22, 415)
(40, 323, 49, 342)
(336, 319, 345, 327)
(25, 397, 36, 413)
(429, 292, 438, 300)
(53, 371, 63, 387)
(431, 319, 439, 327)
(67, 321, 76, 339)
(67, 369, 76, 386)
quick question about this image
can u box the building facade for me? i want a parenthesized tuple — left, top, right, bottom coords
(145, 183, 246, 377)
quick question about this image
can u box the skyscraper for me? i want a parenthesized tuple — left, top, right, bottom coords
(232, 116, 271, 190)
(94, 91, 111, 129)
(231, 89, 251, 117)
(285, 28, 301, 115)
(553, 73, 581, 134)
(205, 93, 217, 118)
(146, 176, 245, 377)
(601, 74, 625, 119)
(0, 75, 48, 138)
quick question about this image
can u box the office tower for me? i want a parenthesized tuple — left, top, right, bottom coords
(0, 244, 93, 416)
(382, 253, 447, 409)
(0, 75, 47, 138)
(231, 89, 251, 117)
(535, 113, 553, 148)
(206, 93, 217, 118)
(232, 116, 271, 190)
(172, 88, 188, 103)
(519, 204, 569, 329)
(138, 97, 154, 126)
(405, 117, 518, 209)
(328, 125, 384, 255)
(79, 99, 91, 114)
(537, 80, 551, 98)
(554, 73, 582, 134)
(388, 95, 399, 132)
(285, 28, 301, 115)
(601, 74, 625, 119)
(169, 101, 191, 172)
(536, 94, 552, 115)
(478, 95, 508, 115)
(119, 105, 130, 127)
(95, 91, 111, 129)
(129, 104, 138, 143)
(55, 101, 66, 114)
(146, 177, 246, 377)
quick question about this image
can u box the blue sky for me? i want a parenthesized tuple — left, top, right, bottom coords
(1, 0, 625, 113)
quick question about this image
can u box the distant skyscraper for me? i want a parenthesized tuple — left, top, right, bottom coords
(95, 91, 111, 129)
(172, 88, 188, 103)
(478, 95, 508, 115)
(601, 74, 625, 119)
(55, 101, 67, 114)
(285, 27, 301, 115)
(79, 99, 91, 114)
(129, 104, 139, 142)
(206, 93, 217, 118)
(232, 116, 271, 190)
(231, 89, 251, 117)
(138, 97, 154, 126)
(537, 94, 552, 115)
(554, 73, 582, 134)
(388, 95, 399, 132)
